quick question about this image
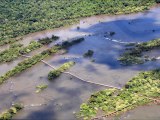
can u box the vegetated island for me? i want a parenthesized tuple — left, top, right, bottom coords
(48, 61, 75, 80)
(118, 38, 160, 65)
(0, 38, 84, 84)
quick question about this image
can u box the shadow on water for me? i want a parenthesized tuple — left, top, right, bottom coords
(14, 74, 105, 120)
(68, 14, 160, 70)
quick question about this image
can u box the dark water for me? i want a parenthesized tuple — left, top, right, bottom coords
(0, 7, 160, 120)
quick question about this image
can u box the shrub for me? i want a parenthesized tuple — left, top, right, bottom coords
(48, 61, 75, 80)
(36, 84, 48, 93)
(38, 35, 59, 45)
(83, 50, 94, 57)
(61, 38, 84, 48)
(0, 103, 23, 120)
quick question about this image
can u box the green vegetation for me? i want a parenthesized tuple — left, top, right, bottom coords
(83, 50, 94, 58)
(61, 38, 84, 48)
(0, 37, 22, 46)
(36, 84, 48, 93)
(118, 38, 160, 65)
(48, 61, 75, 80)
(0, 0, 155, 46)
(0, 38, 84, 84)
(0, 103, 23, 120)
(0, 35, 59, 63)
(0, 41, 42, 63)
(38, 35, 59, 45)
(0, 46, 60, 84)
(78, 69, 160, 119)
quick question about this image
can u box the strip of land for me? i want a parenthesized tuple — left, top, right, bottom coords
(0, 103, 23, 120)
(0, 38, 84, 84)
(0, 35, 59, 63)
(118, 38, 160, 65)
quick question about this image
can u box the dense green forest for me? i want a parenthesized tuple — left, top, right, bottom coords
(0, 0, 155, 45)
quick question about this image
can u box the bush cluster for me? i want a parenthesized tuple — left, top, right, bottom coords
(0, 103, 23, 120)
(38, 35, 59, 45)
(48, 61, 75, 80)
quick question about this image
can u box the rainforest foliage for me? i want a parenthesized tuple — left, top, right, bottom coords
(118, 38, 160, 65)
(78, 69, 160, 119)
(0, 0, 155, 45)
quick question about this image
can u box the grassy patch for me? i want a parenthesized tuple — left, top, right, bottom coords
(48, 61, 75, 80)
(0, 41, 42, 63)
(78, 69, 160, 119)
(118, 38, 160, 65)
(0, 103, 23, 120)
(0, 0, 155, 45)
(36, 84, 48, 93)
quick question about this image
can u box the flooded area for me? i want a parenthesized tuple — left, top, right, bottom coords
(0, 57, 25, 76)
(0, 45, 49, 76)
(120, 104, 160, 120)
(0, 7, 160, 119)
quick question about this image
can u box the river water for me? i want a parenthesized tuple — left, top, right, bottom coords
(0, 7, 160, 120)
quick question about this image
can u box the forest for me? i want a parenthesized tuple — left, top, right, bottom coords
(0, 0, 155, 45)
